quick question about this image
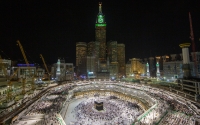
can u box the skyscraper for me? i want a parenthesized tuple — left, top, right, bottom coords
(117, 44, 125, 77)
(95, 2, 106, 60)
(76, 2, 126, 79)
(107, 41, 118, 62)
(76, 42, 87, 76)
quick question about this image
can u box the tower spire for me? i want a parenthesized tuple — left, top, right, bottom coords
(99, 2, 102, 14)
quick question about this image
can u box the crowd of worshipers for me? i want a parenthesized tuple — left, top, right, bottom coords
(150, 90, 194, 115)
(12, 84, 72, 125)
(114, 83, 197, 125)
(136, 87, 196, 125)
(159, 111, 195, 125)
(10, 80, 199, 125)
(157, 93, 195, 125)
(70, 96, 143, 125)
(126, 83, 196, 116)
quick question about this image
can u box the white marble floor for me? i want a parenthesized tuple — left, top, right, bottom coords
(63, 98, 86, 125)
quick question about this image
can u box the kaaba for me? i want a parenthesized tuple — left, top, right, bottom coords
(94, 101, 103, 111)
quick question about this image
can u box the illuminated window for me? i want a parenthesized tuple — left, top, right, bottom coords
(198, 64, 200, 73)
(197, 55, 200, 61)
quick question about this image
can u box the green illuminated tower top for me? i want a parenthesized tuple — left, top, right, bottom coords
(96, 2, 106, 27)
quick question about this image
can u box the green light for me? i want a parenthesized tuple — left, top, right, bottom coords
(156, 62, 159, 66)
(98, 17, 103, 23)
(95, 24, 106, 27)
(98, 15, 104, 23)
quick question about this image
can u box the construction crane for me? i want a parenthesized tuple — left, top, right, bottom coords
(40, 54, 51, 85)
(6, 68, 19, 101)
(189, 12, 198, 77)
(16, 40, 35, 94)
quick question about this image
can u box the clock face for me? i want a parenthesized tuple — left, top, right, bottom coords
(98, 17, 103, 23)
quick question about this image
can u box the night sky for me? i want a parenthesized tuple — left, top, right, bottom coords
(1, 0, 200, 65)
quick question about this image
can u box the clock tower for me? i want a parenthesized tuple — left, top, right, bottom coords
(95, 2, 106, 59)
